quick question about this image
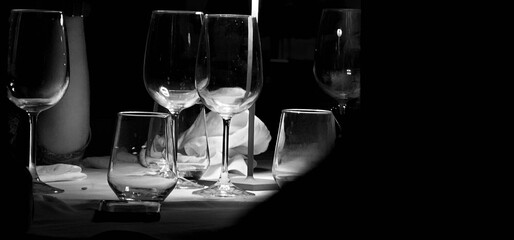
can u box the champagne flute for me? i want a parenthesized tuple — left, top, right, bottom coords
(143, 10, 205, 189)
(193, 14, 263, 197)
(313, 8, 361, 120)
(6, 9, 69, 194)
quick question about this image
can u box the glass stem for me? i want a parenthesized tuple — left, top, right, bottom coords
(246, 104, 255, 179)
(27, 111, 41, 181)
(169, 112, 180, 174)
(220, 117, 232, 184)
(337, 102, 347, 116)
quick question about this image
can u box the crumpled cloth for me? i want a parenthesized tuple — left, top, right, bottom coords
(37, 163, 87, 182)
(182, 109, 271, 179)
(83, 110, 272, 180)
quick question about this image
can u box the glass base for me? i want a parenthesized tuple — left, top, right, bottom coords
(175, 177, 206, 189)
(33, 180, 64, 194)
(192, 181, 255, 198)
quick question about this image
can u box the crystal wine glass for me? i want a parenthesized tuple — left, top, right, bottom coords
(193, 14, 263, 197)
(313, 8, 361, 121)
(6, 9, 69, 194)
(143, 10, 206, 189)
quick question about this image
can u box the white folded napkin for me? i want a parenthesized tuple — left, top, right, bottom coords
(179, 109, 271, 180)
(37, 163, 87, 182)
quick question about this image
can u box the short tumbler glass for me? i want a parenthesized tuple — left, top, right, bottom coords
(272, 109, 337, 188)
(108, 111, 178, 202)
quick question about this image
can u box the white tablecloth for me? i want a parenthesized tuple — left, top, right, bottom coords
(28, 168, 278, 239)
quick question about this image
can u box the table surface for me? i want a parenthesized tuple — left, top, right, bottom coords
(28, 163, 278, 240)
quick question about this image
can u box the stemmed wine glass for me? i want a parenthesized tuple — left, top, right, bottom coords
(193, 14, 263, 197)
(6, 9, 69, 194)
(313, 8, 361, 121)
(143, 10, 206, 189)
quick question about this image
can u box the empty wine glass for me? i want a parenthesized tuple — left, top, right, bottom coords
(143, 10, 205, 189)
(6, 9, 69, 194)
(313, 8, 361, 120)
(193, 14, 263, 197)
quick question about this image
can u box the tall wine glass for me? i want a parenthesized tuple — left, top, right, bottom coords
(143, 10, 205, 189)
(6, 9, 69, 194)
(193, 14, 263, 197)
(313, 8, 361, 121)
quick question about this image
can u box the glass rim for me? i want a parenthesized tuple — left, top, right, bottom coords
(152, 10, 204, 15)
(205, 13, 254, 19)
(281, 108, 333, 115)
(11, 9, 63, 14)
(118, 111, 170, 118)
